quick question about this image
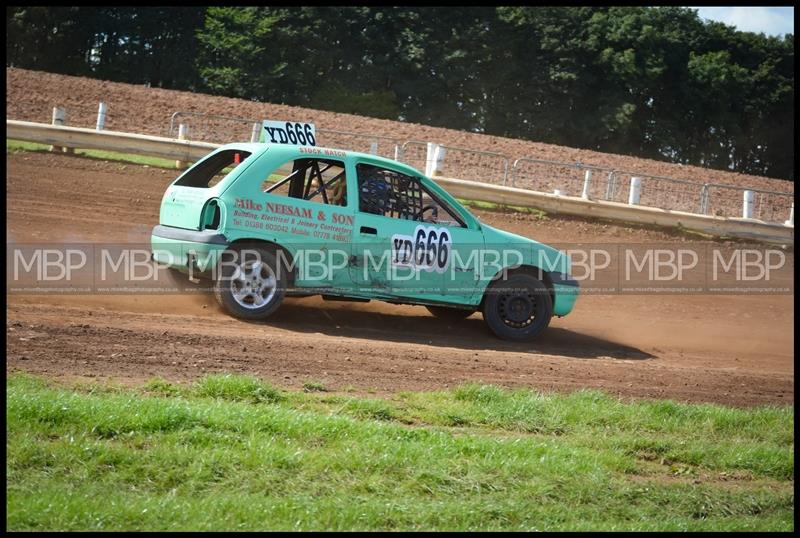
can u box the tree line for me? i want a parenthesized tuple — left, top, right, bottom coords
(6, 6, 794, 180)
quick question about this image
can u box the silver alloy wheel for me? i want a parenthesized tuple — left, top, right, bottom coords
(229, 259, 277, 310)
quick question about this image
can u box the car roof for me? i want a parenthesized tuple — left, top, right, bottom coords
(219, 142, 425, 178)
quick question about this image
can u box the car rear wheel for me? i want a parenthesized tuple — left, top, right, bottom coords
(482, 274, 552, 341)
(425, 305, 476, 319)
(214, 246, 286, 320)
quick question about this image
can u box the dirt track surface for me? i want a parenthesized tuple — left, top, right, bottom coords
(6, 67, 794, 191)
(6, 151, 795, 406)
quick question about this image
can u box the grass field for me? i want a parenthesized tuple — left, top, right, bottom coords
(6, 373, 793, 531)
(7, 139, 180, 169)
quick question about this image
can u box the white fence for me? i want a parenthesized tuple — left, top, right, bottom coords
(168, 111, 403, 160)
(8, 119, 219, 162)
(6, 119, 794, 244)
(511, 158, 616, 200)
(7, 100, 794, 226)
(397, 141, 509, 184)
(315, 131, 400, 160)
(168, 111, 259, 143)
(609, 171, 706, 214)
(511, 159, 793, 224)
(163, 111, 793, 225)
(700, 183, 795, 222)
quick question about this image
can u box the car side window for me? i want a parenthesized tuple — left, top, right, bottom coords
(356, 164, 464, 227)
(263, 158, 347, 207)
(419, 189, 463, 228)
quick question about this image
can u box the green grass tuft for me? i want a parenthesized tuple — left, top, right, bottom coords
(342, 398, 397, 421)
(6, 374, 793, 531)
(195, 374, 283, 404)
(144, 377, 183, 396)
(302, 380, 328, 393)
(458, 198, 548, 219)
(454, 382, 509, 404)
(7, 138, 181, 169)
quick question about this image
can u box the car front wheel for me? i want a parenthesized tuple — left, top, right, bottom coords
(214, 246, 286, 320)
(482, 274, 553, 341)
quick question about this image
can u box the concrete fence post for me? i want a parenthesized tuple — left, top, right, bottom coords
(96, 102, 107, 131)
(581, 169, 592, 200)
(52, 107, 65, 126)
(605, 171, 617, 201)
(50, 107, 71, 154)
(250, 122, 261, 143)
(743, 190, 755, 219)
(628, 177, 642, 205)
(175, 124, 189, 169)
(699, 184, 710, 215)
(432, 145, 446, 176)
(785, 203, 794, 227)
(369, 141, 378, 155)
(425, 142, 437, 176)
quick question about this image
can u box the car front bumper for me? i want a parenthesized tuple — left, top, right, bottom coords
(550, 272, 580, 317)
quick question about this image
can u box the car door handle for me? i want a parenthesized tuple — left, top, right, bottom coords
(360, 226, 377, 235)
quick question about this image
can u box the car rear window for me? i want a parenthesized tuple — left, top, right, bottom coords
(175, 149, 253, 188)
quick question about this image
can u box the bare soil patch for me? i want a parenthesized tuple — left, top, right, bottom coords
(6, 151, 794, 407)
(6, 67, 794, 193)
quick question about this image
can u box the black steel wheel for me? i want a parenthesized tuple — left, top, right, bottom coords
(482, 274, 552, 341)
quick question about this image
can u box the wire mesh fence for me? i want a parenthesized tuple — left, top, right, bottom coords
(435, 145, 509, 184)
(510, 158, 616, 200)
(701, 184, 794, 222)
(315, 130, 401, 160)
(397, 142, 509, 184)
(609, 171, 706, 213)
(397, 141, 428, 173)
(168, 111, 404, 159)
(7, 100, 125, 132)
(168, 111, 260, 143)
(7, 104, 794, 224)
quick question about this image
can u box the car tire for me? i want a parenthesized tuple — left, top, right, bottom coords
(425, 305, 476, 319)
(481, 273, 553, 341)
(214, 245, 286, 320)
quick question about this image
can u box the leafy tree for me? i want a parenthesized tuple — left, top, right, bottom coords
(5, 6, 794, 179)
(6, 6, 94, 75)
(88, 7, 206, 89)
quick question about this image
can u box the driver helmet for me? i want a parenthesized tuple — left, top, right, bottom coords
(359, 169, 391, 215)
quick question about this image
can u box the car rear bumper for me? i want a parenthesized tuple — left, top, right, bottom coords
(150, 225, 228, 275)
(151, 224, 229, 245)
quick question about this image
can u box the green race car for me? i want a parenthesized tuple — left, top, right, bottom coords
(151, 143, 579, 341)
